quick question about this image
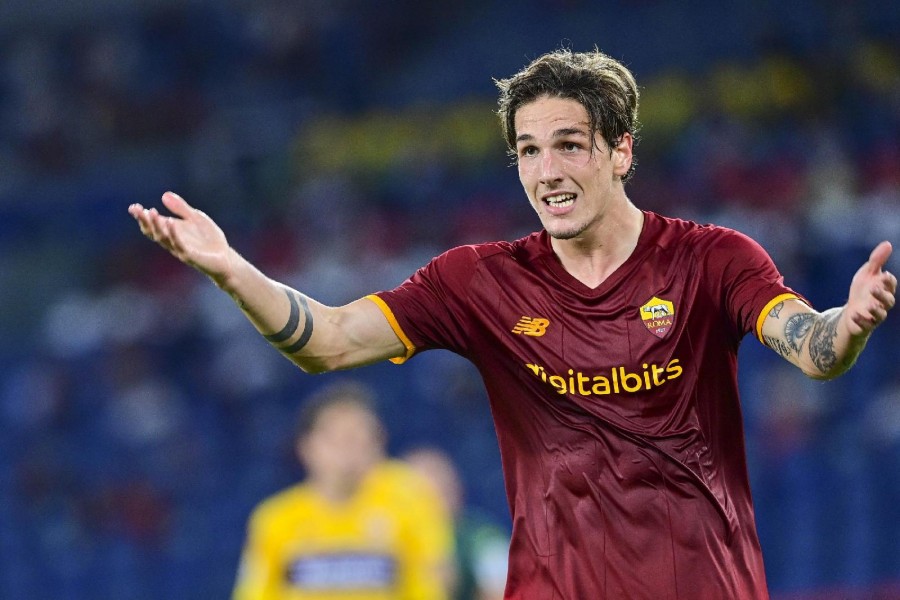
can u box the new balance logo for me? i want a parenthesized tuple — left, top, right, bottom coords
(512, 316, 550, 337)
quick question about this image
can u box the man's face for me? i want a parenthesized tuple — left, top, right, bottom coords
(299, 401, 383, 490)
(514, 95, 631, 241)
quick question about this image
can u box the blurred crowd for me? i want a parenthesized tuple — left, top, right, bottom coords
(1, 0, 899, 598)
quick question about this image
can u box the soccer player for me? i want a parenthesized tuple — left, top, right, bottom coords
(232, 380, 454, 600)
(404, 446, 510, 600)
(130, 49, 896, 599)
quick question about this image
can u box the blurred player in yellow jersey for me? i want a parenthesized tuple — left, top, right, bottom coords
(404, 447, 509, 600)
(233, 380, 454, 600)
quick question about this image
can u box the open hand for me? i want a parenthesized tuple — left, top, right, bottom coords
(128, 192, 233, 284)
(844, 241, 896, 337)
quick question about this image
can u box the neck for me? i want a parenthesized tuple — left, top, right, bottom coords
(312, 473, 365, 505)
(550, 200, 644, 289)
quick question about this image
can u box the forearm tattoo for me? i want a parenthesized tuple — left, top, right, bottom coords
(769, 303, 846, 374)
(768, 301, 784, 319)
(765, 303, 788, 358)
(763, 302, 816, 358)
(764, 335, 794, 360)
(784, 313, 815, 354)
(808, 309, 841, 373)
(265, 288, 314, 354)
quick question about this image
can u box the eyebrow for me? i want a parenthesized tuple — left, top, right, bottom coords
(515, 127, 590, 144)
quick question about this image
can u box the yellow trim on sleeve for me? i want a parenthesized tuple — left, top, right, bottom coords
(365, 294, 416, 364)
(756, 293, 800, 345)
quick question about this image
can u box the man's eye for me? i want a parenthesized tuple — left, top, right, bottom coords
(562, 142, 579, 152)
(519, 146, 538, 157)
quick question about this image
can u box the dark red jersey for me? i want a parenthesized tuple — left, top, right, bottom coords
(370, 211, 800, 599)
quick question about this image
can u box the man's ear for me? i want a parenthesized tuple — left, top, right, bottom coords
(612, 132, 633, 178)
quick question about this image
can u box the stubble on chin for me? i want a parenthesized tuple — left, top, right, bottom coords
(533, 199, 589, 240)
(546, 227, 582, 240)
(543, 217, 590, 241)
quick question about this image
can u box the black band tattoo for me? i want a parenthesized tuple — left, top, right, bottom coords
(282, 295, 314, 354)
(808, 310, 840, 373)
(264, 288, 300, 343)
(784, 313, 815, 354)
(264, 289, 314, 354)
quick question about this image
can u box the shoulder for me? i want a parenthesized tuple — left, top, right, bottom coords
(368, 460, 437, 494)
(366, 461, 446, 509)
(413, 233, 543, 285)
(247, 484, 310, 529)
(432, 233, 540, 267)
(646, 211, 766, 257)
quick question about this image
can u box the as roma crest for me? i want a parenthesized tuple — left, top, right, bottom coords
(639, 296, 676, 338)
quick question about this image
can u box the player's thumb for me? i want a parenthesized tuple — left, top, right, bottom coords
(161, 191, 193, 218)
(866, 241, 893, 274)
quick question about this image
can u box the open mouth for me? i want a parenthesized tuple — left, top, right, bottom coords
(544, 193, 576, 208)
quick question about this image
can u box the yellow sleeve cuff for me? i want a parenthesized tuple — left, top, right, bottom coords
(365, 294, 416, 364)
(755, 293, 801, 345)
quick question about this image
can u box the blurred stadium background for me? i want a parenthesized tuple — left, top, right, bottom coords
(1, 0, 899, 598)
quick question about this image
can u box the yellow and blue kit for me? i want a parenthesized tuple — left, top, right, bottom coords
(233, 460, 453, 600)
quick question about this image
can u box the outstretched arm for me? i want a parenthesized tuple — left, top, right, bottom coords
(128, 192, 406, 373)
(760, 241, 896, 380)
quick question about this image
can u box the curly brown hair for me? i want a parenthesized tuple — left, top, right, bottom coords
(495, 48, 641, 182)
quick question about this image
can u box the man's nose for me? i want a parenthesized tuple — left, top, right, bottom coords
(539, 151, 563, 183)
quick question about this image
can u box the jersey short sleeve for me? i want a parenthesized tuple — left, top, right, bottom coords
(367, 245, 482, 362)
(702, 227, 805, 344)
